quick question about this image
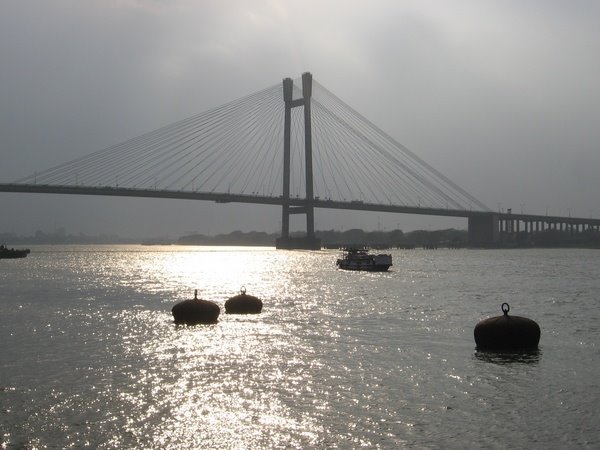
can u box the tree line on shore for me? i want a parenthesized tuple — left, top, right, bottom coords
(4, 227, 598, 247)
(178, 228, 468, 247)
(178, 228, 600, 248)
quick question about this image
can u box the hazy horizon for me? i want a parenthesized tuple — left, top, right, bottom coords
(1, 217, 467, 241)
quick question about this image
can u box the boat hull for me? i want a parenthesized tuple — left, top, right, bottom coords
(0, 248, 30, 259)
(336, 261, 391, 272)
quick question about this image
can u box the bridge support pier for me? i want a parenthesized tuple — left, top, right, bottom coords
(468, 213, 500, 246)
(276, 72, 321, 250)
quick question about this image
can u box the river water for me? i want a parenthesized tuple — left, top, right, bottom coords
(1, 246, 598, 449)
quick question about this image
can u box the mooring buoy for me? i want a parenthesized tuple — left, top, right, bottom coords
(172, 289, 220, 325)
(225, 286, 263, 314)
(474, 303, 540, 351)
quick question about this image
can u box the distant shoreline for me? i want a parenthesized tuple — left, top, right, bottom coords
(4, 227, 598, 249)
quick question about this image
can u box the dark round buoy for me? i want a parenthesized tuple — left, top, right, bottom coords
(172, 290, 220, 325)
(225, 286, 263, 314)
(474, 303, 540, 350)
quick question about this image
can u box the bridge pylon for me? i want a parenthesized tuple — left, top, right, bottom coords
(276, 72, 321, 250)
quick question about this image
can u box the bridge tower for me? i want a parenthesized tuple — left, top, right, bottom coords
(276, 72, 321, 250)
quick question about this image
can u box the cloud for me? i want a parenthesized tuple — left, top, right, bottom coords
(1, 0, 599, 236)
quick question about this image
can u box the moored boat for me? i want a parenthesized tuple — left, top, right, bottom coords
(336, 247, 392, 271)
(0, 244, 30, 259)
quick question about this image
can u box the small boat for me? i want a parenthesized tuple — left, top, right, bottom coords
(336, 247, 392, 271)
(0, 244, 30, 259)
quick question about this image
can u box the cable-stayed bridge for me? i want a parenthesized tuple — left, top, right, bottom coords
(1, 73, 598, 248)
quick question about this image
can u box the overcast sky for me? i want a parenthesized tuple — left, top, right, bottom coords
(1, 0, 599, 238)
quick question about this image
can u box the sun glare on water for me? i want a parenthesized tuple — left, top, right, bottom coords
(131, 245, 293, 303)
(110, 245, 326, 448)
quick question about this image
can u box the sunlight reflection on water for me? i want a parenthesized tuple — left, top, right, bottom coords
(107, 247, 327, 448)
(1, 247, 600, 448)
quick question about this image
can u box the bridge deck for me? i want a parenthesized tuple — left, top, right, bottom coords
(2, 183, 599, 226)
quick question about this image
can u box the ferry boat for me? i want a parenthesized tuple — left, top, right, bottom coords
(336, 247, 392, 271)
(0, 244, 30, 259)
